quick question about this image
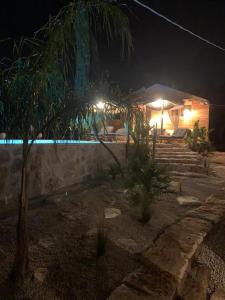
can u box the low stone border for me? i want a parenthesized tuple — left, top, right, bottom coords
(108, 198, 225, 300)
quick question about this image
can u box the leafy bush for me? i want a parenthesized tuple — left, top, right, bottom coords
(125, 110, 170, 223)
(125, 157, 170, 195)
(185, 120, 211, 153)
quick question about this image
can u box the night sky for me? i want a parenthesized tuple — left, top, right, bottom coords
(1, 0, 225, 105)
(1, 0, 225, 147)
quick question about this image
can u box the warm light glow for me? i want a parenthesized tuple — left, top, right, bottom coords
(148, 98, 171, 109)
(96, 101, 105, 110)
(183, 108, 192, 119)
(149, 113, 171, 128)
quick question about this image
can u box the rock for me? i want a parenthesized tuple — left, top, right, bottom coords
(34, 267, 48, 283)
(38, 238, 54, 249)
(187, 204, 225, 224)
(179, 217, 212, 236)
(86, 228, 98, 236)
(142, 216, 213, 283)
(115, 238, 138, 253)
(142, 238, 189, 282)
(171, 171, 208, 178)
(123, 266, 177, 300)
(159, 224, 204, 260)
(179, 263, 210, 300)
(176, 195, 200, 206)
(168, 181, 182, 193)
(206, 197, 225, 205)
(104, 208, 121, 219)
(107, 284, 150, 300)
(211, 288, 225, 300)
(59, 212, 76, 221)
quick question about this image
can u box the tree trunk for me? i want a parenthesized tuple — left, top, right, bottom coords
(11, 143, 29, 285)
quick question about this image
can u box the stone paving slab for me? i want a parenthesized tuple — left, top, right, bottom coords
(187, 204, 225, 224)
(123, 266, 177, 300)
(108, 284, 151, 300)
(142, 237, 189, 282)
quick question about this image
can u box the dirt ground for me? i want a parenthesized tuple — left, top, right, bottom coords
(0, 153, 225, 299)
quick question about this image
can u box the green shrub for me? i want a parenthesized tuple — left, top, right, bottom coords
(124, 109, 170, 222)
(186, 120, 212, 153)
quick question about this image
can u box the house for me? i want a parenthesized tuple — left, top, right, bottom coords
(127, 84, 210, 135)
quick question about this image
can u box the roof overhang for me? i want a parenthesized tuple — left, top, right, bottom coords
(127, 84, 210, 107)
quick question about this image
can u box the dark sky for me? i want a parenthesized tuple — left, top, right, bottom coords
(1, 0, 225, 104)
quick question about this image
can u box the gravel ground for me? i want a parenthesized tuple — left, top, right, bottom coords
(1, 154, 225, 299)
(197, 244, 225, 293)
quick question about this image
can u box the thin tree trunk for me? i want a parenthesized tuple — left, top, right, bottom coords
(11, 142, 29, 285)
(93, 121, 124, 177)
(125, 108, 131, 162)
(96, 134, 124, 177)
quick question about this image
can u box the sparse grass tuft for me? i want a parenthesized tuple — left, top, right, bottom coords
(139, 194, 151, 224)
(96, 222, 107, 257)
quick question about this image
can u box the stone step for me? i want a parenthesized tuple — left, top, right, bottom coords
(171, 171, 208, 178)
(156, 143, 188, 148)
(156, 147, 193, 153)
(156, 154, 199, 159)
(158, 162, 206, 173)
(156, 158, 200, 164)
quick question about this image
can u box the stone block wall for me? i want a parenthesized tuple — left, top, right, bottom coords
(0, 143, 126, 204)
(108, 198, 225, 299)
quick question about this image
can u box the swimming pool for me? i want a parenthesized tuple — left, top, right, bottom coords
(0, 139, 102, 145)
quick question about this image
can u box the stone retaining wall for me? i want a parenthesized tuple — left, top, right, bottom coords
(0, 143, 126, 204)
(108, 198, 225, 300)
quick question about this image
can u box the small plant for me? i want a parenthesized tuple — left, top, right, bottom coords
(124, 110, 170, 223)
(139, 194, 151, 224)
(125, 146, 170, 224)
(108, 163, 121, 180)
(96, 221, 107, 257)
(186, 120, 211, 153)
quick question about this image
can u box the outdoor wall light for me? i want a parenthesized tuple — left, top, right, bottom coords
(183, 108, 192, 119)
(96, 101, 105, 110)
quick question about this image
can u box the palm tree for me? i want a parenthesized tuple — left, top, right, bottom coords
(2, 0, 132, 286)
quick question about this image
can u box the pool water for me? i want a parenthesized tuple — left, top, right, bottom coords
(0, 139, 101, 145)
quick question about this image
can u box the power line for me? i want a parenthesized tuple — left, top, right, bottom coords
(132, 0, 225, 52)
